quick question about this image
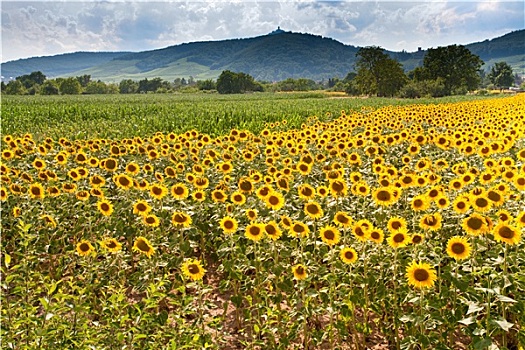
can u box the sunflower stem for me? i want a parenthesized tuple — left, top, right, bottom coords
(392, 249, 400, 350)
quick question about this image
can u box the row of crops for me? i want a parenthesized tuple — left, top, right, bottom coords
(1, 94, 524, 349)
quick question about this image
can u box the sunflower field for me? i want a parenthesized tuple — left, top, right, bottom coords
(1, 94, 524, 349)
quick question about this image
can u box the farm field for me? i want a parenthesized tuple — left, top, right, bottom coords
(1, 93, 524, 349)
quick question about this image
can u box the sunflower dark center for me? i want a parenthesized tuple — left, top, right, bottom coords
(119, 177, 130, 186)
(371, 231, 380, 240)
(331, 182, 344, 192)
(107, 241, 117, 249)
(337, 214, 349, 224)
(344, 251, 354, 260)
(475, 198, 489, 207)
(307, 204, 319, 214)
(467, 217, 483, 230)
(137, 203, 147, 211)
(174, 214, 186, 223)
(293, 224, 305, 233)
(152, 187, 162, 195)
(250, 226, 261, 236)
(146, 216, 156, 224)
(377, 190, 391, 201)
(355, 227, 364, 237)
(101, 203, 110, 211)
(79, 243, 90, 252)
(175, 187, 185, 195)
(269, 196, 279, 205)
(265, 225, 277, 235)
(302, 188, 314, 196)
(414, 199, 423, 207)
(412, 235, 422, 244)
(188, 264, 200, 274)
(457, 202, 466, 209)
(451, 242, 465, 254)
(414, 268, 429, 282)
(137, 239, 150, 252)
(393, 233, 405, 243)
(296, 266, 305, 275)
(324, 230, 335, 240)
(498, 226, 514, 239)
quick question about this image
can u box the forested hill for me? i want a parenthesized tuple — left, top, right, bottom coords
(2, 29, 524, 82)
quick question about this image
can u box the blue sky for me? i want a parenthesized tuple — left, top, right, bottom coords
(1, 1, 524, 62)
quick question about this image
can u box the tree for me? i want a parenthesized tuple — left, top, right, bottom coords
(16, 71, 46, 89)
(197, 79, 216, 91)
(488, 62, 514, 90)
(5, 80, 26, 95)
(216, 70, 261, 94)
(59, 77, 82, 95)
(417, 45, 483, 95)
(41, 80, 60, 95)
(119, 79, 138, 94)
(354, 46, 406, 96)
(76, 75, 91, 88)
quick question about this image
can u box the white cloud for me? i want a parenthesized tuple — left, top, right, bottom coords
(1, 0, 523, 62)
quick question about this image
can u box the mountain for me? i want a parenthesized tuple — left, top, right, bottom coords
(1, 29, 524, 82)
(1, 52, 131, 80)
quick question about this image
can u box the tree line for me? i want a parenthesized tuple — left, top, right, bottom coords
(2, 44, 522, 97)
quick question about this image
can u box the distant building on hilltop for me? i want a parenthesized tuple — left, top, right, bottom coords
(269, 26, 286, 35)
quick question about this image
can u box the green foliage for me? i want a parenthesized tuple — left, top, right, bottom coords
(488, 62, 515, 90)
(399, 79, 446, 98)
(4, 80, 27, 95)
(59, 78, 82, 95)
(416, 45, 484, 95)
(216, 70, 262, 94)
(354, 46, 407, 97)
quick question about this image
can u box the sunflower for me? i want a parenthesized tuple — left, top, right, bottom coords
(372, 186, 398, 206)
(369, 228, 385, 244)
(492, 222, 521, 245)
(76, 240, 95, 257)
(192, 190, 206, 202)
(169, 183, 188, 200)
(75, 190, 90, 202)
(452, 196, 471, 214)
(298, 183, 316, 200)
(219, 216, 238, 235)
(319, 225, 341, 246)
(264, 221, 283, 241)
(289, 221, 310, 238)
(228, 191, 245, 206)
(406, 261, 437, 289)
(292, 264, 308, 280)
(462, 213, 488, 236)
(62, 183, 77, 193)
(411, 195, 430, 212)
(181, 259, 206, 281)
(149, 184, 168, 200)
(411, 233, 424, 245)
(211, 189, 227, 203)
(238, 177, 254, 194)
(125, 162, 141, 175)
(265, 191, 285, 211)
(133, 236, 155, 258)
(32, 158, 46, 171)
(387, 230, 410, 249)
(329, 179, 348, 197)
(471, 195, 492, 213)
(333, 211, 353, 228)
(28, 183, 45, 200)
(245, 223, 265, 242)
(40, 214, 57, 228)
(304, 201, 323, 219)
(100, 238, 122, 253)
(446, 236, 471, 260)
(89, 175, 106, 188)
(340, 247, 358, 264)
(246, 209, 258, 221)
(387, 217, 407, 233)
(103, 158, 118, 172)
(143, 214, 160, 227)
(0, 187, 7, 201)
(435, 195, 450, 210)
(12, 206, 21, 218)
(133, 200, 152, 216)
(171, 212, 192, 228)
(486, 189, 505, 207)
(280, 215, 293, 229)
(97, 199, 114, 216)
(419, 213, 443, 231)
(114, 174, 134, 190)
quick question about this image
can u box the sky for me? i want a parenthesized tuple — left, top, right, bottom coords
(1, 0, 524, 62)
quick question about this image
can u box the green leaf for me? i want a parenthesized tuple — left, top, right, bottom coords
(473, 337, 492, 350)
(493, 319, 514, 331)
(134, 334, 147, 340)
(4, 253, 11, 268)
(495, 294, 516, 303)
(458, 316, 476, 326)
(466, 301, 484, 315)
